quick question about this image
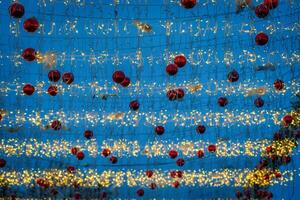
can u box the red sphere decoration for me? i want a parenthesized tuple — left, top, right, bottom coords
(283, 115, 293, 126)
(102, 148, 111, 157)
(22, 48, 36, 61)
(196, 125, 206, 134)
(169, 150, 178, 159)
(136, 189, 144, 197)
(62, 72, 74, 84)
(146, 170, 154, 178)
(76, 151, 85, 160)
(48, 70, 61, 82)
(9, 2, 25, 18)
(264, 0, 279, 9)
(71, 147, 79, 155)
(181, 0, 197, 9)
(166, 64, 178, 75)
(176, 158, 185, 166)
(167, 89, 178, 101)
(155, 126, 165, 135)
(255, 32, 269, 46)
(254, 97, 264, 108)
(47, 85, 58, 96)
(170, 171, 177, 178)
(173, 181, 180, 188)
(197, 150, 204, 158)
(51, 120, 61, 130)
(67, 166, 75, 173)
(0, 159, 6, 168)
(273, 79, 284, 90)
(149, 182, 157, 190)
(110, 156, 118, 164)
(176, 88, 185, 99)
(174, 55, 187, 68)
(84, 130, 93, 139)
(176, 170, 183, 178)
(208, 144, 217, 152)
(218, 97, 228, 107)
(23, 17, 39, 32)
(129, 100, 139, 111)
(112, 71, 125, 83)
(120, 77, 130, 87)
(23, 84, 35, 95)
(255, 4, 269, 18)
(227, 70, 239, 82)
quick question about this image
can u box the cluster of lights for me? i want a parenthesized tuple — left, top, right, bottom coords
(0, 168, 295, 188)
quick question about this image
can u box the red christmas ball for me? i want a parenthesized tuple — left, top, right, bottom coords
(48, 70, 61, 82)
(181, 0, 197, 9)
(155, 126, 165, 135)
(23, 84, 35, 95)
(22, 48, 36, 61)
(176, 158, 185, 166)
(110, 156, 118, 164)
(136, 189, 144, 196)
(169, 150, 178, 159)
(170, 171, 177, 178)
(227, 70, 239, 82)
(47, 85, 58, 96)
(174, 55, 187, 68)
(255, 4, 269, 18)
(71, 147, 79, 155)
(176, 88, 185, 99)
(51, 120, 61, 130)
(76, 151, 85, 160)
(273, 79, 284, 90)
(167, 89, 178, 101)
(254, 97, 264, 108)
(0, 159, 6, 168)
(129, 100, 139, 111)
(208, 144, 217, 152)
(50, 189, 58, 195)
(102, 148, 111, 157)
(166, 64, 178, 75)
(9, 2, 25, 18)
(218, 97, 228, 107)
(196, 150, 204, 158)
(120, 77, 130, 87)
(196, 125, 206, 134)
(74, 192, 81, 200)
(23, 17, 39, 32)
(146, 170, 154, 178)
(149, 182, 157, 190)
(283, 115, 293, 126)
(84, 130, 93, 139)
(62, 72, 74, 84)
(172, 181, 180, 188)
(255, 32, 269, 45)
(264, 0, 279, 9)
(67, 166, 75, 173)
(176, 170, 183, 178)
(112, 71, 125, 83)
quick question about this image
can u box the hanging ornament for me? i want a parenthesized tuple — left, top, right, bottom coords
(84, 130, 93, 139)
(255, 32, 269, 45)
(51, 120, 61, 130)
(67, 166, 76, 173)
(197, 150, 204, 158)
(102, 148, 111, 157)
(22, 48, 36, 61)
(167, 89, 178, 101)
(136, 189, 144, 197)
(176, 158, 185, 166)
(23, 84, 35, 95)
(283, 115, 293, 126)
(0, 159, 6, 168)
(208, 144, 217, 152)
(264, 0, 279, 9)
(120, 77, 130, 87)
(48, 70, 61, 82)
(166, 64, 178, 76)
(149, 183, 157, 190)
(23, 17, 39, 32)
(173, 181, 180, 188)
(9, 2, 25, 18)
(62, 72, 74, 85)
(112, 71, 125, 83)
(174, 55, 187, 68)
(181, 0, 197, 9)
(71, 147, 79, 155)
(110, 156, 118, 164)
(47, 85, 58, 96)
(255, 4, 269, 18)
(176, 88, 185, 99)
(170, 171, 177, 178)
(273, 79, 284, 90)
(218, 97, 228, 107)
(169, 150, 178, 159)
(254, 97, 264, 107)
(155, 125, 165, 135)
(76, 151, 85, 160)
(196, 125, 206, 134)
(227, 70, 239, 82)
(129, 100, 139, 111)
(146, 170, 154, 178)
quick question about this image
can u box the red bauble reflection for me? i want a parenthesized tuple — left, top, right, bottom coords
(9, 2, 25, 18)
(102, 148, 111, 157)
(71, 147, 79, 155)
(264, 0, 279, 9)
(129, 100, 139, 111)
(273, 79, 284, 90)
(208, 144, 217, 152)
(51, 120, 61, 130)
(174, 55, 187, 68)
(136, 189, 144, 196)
(196, 125, 206, 134)
(167, 89, 178, 101)
(254, 97, 264, 108)
(169, 150, 178, 159)
(227, 70, 239, 82)
(155, 126, 165, 135)
(120, 77, 130, 87)
(176, 158, 185, 166)
(48, 70, 61, 82)
(283, 115, 293, 126)
(255, 32, 269, 45)
(0, 159, 6, 168)
(76, 151, 85, 160)
(22, 48, 36, 61)
(218, 97, 228, 107)
(173, 181, 180, 188)
(23, 84, 35, 95)
(176, 88, 185, 99)
(166, 64, 178, 75)
(24, 17, 39, 32)
(67, 166, 75, 173)
(47, 85, 58, 96)
(62, 72, 74, 84)
(110, 156, 118, 164)
(255, 4, 269, 18)
(112, 71, 125, 83)
(146, 170, 153, 178)
(181, 0, 197, 9)
(197, 150, 204, 158)
(84, 130, 93, 139)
